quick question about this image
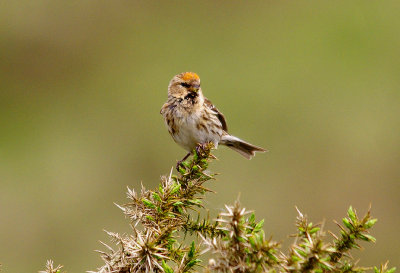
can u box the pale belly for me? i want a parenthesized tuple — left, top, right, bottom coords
(171, 112, 221, 152)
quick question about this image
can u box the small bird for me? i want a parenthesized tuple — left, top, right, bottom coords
(161, 72, 266, 168)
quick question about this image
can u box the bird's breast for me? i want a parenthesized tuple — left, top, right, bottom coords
(171, 108, 222, 151)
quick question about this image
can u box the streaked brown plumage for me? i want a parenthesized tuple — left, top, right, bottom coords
(161, 72, 265, 166)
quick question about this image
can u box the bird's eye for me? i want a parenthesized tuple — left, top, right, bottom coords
(180, 82, 190, 88)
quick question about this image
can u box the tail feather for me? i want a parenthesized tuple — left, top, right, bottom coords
(220, 135, 266, 160)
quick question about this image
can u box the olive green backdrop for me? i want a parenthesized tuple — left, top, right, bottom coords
(1, 1, 399, 272)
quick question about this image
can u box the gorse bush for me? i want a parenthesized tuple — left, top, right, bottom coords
(42, 144, 395, 273)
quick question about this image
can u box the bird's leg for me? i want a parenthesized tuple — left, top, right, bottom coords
(176, 152, 191, 171)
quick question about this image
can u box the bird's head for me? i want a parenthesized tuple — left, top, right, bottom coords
(168, 72, 202, 100)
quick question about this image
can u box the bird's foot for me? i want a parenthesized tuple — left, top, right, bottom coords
(195, 143, 207, 157)
(195, 142, 216, 159)
(176, 160, 184, 171)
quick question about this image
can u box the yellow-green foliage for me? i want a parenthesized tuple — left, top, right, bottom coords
(43, 144, 395, 273)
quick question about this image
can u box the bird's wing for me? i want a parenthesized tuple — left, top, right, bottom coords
(204, 97, 228, 132)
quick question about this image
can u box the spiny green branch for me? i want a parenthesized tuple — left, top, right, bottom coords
(42, 143, 395, 273)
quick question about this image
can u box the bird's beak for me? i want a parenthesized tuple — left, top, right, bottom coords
(189, 84, 200, 93)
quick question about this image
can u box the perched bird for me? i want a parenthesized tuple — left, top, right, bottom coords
(161, 72, 266, 168)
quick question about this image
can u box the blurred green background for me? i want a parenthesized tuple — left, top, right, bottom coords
(1, 1, 399, 272)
